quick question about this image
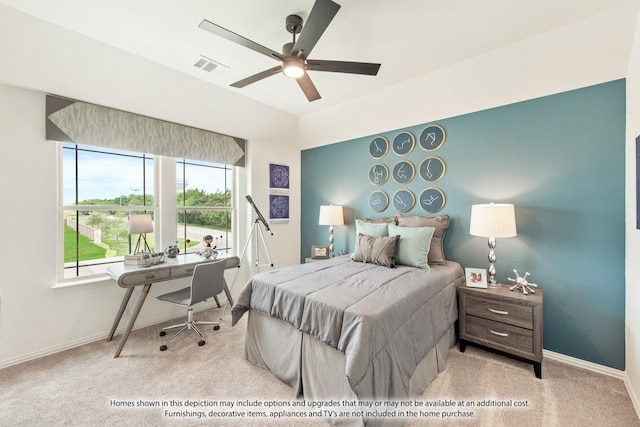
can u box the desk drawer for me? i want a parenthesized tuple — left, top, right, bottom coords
(171, 265, 197, 279)
(465, 295, 533, 329)
(120, 269, 170, 286)
(465, 315, 533, 355)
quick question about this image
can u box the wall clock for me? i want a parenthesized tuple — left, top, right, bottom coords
(369, 190, 389, 213)
(369, 136, 389, 159)
(392, 189, 415, 213)
(419, 125, 446, 151)
(392, 160, 415, 184)
(419, 187, 446, 213)
(392, 131, 415, 156)
(368, 163, 389, 186)
(419, 156, 446, 182)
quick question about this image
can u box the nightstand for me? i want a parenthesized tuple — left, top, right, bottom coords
(458, 284, 544, 378)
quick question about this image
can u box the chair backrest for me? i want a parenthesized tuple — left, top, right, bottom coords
(223, 255, 241, 269)
(190, 258, 227, 305)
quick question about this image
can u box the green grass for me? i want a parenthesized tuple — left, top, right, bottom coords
(64, 226, 106, 262)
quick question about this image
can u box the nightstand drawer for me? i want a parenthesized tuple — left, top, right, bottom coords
(465, 295, 533, 329)
(465, 315, 533, 354)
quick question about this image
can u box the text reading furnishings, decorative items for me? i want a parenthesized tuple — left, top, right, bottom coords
(392, 189, 416, 213)
(318, 205, 344, 257)
(128, 213, 154, 254)
(392, 160, 415, 184)
(369, 136, 389, 159)
(419, 188, 446, 213)
(465, 267, 488, 288)
(368, 190, 389, 213)
(458, 284, 544, 378)
(419, 124, 446, 151)
(392, 131, 415, 156)
(419, 156, 446, 182)
(469, 203, 517, 287)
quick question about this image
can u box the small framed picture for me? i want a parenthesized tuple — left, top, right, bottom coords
(311, 245, 330, 259)
(465, 268, 488, 288)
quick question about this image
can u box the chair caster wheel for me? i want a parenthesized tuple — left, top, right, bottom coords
(160, 345, 167, 351)
(198, 340, 205, 346)
(213, 325, 220, 330)
(159, 330, 167, 337)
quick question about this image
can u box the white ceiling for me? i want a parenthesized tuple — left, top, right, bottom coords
(0, 0, 635, 117)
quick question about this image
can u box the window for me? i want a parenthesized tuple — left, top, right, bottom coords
(176, 159, 233, 255)
(59, 143, 235, 281)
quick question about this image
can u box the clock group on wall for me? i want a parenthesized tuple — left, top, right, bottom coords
(367, 125, 447, 214)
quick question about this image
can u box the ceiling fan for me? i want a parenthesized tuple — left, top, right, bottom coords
(198, 0, 381, 102)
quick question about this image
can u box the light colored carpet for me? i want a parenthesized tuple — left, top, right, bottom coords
(1, 307, 638, 426)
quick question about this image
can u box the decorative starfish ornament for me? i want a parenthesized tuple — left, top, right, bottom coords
(508, 269, 538, 295)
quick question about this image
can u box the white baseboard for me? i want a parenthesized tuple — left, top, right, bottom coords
(0, 300, 226, 370)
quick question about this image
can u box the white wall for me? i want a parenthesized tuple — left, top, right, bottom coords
(0, 5, 303, 367)
(625, 7, 640, 414)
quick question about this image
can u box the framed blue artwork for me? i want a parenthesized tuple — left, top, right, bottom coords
(392, 160, 415, 184)
(419, 156, 446, 182)
(392, 189, 415, 213)
(368, 163, 389, 186)
(269, 163, 290, 189)
(419, 125, 446, 151)
(269, 194, 289, 220)
(369, 190, 389, 213)
(369, 136, 389, 159)
(419, 188, 446, 213)
(392, 131, 415, 156)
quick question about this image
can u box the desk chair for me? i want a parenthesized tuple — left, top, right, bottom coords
(156, 258, 227, 351)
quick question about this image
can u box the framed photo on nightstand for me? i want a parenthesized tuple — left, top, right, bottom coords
(311, 245, 330, 259)
(465, 268, 488, 288)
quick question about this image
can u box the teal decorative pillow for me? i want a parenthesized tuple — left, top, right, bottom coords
(355, 218, 390, 238)
(396, 214, 450, 265)
(351, 234, 399, 268)
(388, 224, 435, 269)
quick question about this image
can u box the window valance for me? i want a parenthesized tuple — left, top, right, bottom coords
(46, 95, 245, 166)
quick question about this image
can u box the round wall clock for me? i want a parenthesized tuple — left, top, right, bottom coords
(368, 163, 389, 186)
(369, 136, 389, 159)
(419, 187, 446, 213)
(392, 131, 415, 156)
(419, 125, 446, 151)
(392, 160, 415, 184)
(392, 189, 415, 213)
(419, 156, 446, 182)
(369, 190, 389, 213)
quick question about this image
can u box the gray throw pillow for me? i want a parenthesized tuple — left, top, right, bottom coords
(351, 233, 399, 268)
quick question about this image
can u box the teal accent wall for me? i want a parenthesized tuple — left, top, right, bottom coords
(301, 79, 626, 370)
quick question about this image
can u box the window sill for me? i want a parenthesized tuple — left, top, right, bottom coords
(52, 275, 115, 294)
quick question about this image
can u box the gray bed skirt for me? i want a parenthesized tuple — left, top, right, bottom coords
(245, 309, 456, 427)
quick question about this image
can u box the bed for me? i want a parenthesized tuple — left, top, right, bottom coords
(231, 215, 464, 427)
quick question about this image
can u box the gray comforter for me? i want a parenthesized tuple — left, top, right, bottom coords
(231, 255, 464, 400)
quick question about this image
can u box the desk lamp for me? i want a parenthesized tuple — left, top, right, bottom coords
(319, 205, 344, 257)
(470, 203, 517, 287)
(129, 213, 154, 254)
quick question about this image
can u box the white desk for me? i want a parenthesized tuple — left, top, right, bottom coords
(106, 254, 239, 358)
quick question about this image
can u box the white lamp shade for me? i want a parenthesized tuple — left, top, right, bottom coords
(319, 205, 344, 226)
(128, 213, 154, 234)
(470, 203, 517, 238)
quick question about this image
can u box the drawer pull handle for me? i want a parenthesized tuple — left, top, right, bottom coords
(145, 274, 155, 279)
(488, 308, 508, 315)
(488, 329, 509, 337)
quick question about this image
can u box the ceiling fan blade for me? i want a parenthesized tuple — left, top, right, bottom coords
(230, 66, 282, 88)
(306, 59, 381, 76)
(199, 19, 285, 62)
(291, 0, 340, 59)
(296, 72, 321, 102)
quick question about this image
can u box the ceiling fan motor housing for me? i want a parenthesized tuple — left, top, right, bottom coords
(286, 14, 303, 34)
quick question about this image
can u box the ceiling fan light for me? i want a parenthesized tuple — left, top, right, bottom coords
(282, 59, 305, 79)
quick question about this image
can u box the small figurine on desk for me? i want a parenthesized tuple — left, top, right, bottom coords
(165, 241, 180, 258)
(198, 234, 218, 259)
(508, 269, 538, 295)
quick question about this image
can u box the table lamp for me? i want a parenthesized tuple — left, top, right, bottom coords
(469, 203, 517, 287)
(319, 205, 344, 257)
(129, 213, 154, 254)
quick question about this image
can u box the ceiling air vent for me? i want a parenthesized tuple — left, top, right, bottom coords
(194, 56, 229, 75)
